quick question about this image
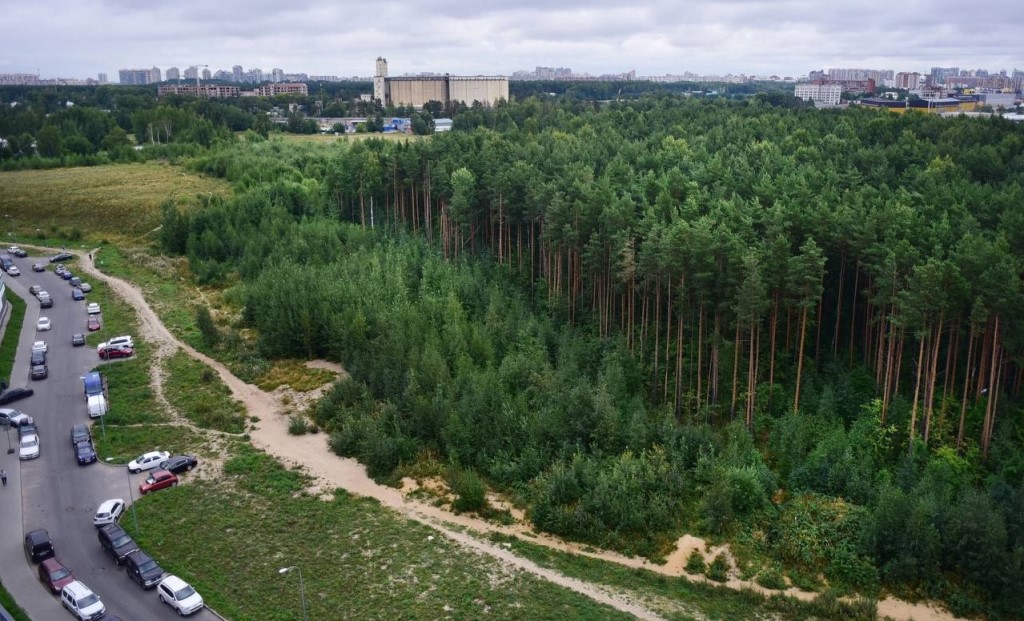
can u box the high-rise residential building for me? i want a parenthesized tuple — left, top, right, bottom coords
(97, 73, 108, 84)
(794, 83, 842, 106)
(232, 65, 243, 82)
(272, 68, 284, 83)
(249, 68, 263, 83)
(183, 66, 198, 80)
(119, 68, 161, 85)
(166, 67, 180, 81)
(150, 66, 162, 83)
(201, 68, 211, 80)
(214, 69, 231, 81)
(894, 72, 921, 89)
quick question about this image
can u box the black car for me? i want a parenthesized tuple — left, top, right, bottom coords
(0, 387, 34, 405)
(24, 529, 55, 563)
(159, 455, 199, 474)
(72, 333, 86, 347)
(72, 288, 85, 301)
(98, 524, 138, 565)
(59, 271, 73, 281)
(31, 364, 48, 380)
(124, 550, 164, 589)
(39, 295, 53, 308)
(75, 441, 97, 465)
(70, 424, 91, 446)
(30, 350, 45, 366)
(10, 248, 27, 257)
(49, 252, 73, 263)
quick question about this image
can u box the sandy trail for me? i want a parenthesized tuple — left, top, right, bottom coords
(78, 248, 965, 621)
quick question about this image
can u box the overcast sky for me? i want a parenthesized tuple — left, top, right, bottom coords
(2, 0, 1021, 80)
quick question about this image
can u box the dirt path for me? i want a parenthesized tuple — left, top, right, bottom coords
(78, 248, 967, 621)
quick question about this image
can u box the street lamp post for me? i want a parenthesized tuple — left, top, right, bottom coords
(126, 466, 140, 533)
(2, 420, 12, 454)
(278, 566, 308, 621)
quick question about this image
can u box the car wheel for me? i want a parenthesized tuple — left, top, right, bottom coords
(129, 468, 138, 474)
(178, 607, 184, 616)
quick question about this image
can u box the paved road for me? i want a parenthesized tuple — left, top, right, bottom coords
(0, 252, 217, 621)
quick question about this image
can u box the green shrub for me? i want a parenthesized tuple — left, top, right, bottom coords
(756, 566, 786, 590)
(685, 550, 706, 574)
(287, 415, 308, 435)
(449, 468, 488, 513)
(707, 553, 730, 582)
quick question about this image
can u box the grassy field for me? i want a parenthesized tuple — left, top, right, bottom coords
(0, 289, 27, 385)
(0, 163, 231, 243)
(132, 445, 639, 621)
(164, 350, 246, 433)
(0, 580, 30, 621)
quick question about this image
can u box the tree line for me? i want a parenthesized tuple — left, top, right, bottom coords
(162, 95, 1024, 617)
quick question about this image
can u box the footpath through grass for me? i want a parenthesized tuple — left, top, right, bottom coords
(0, 290, 27, 385)
(133, 445, 638, 621)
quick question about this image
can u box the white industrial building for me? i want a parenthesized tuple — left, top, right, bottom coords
(373, 57, 508, 108)
(794, 83, 842, 107)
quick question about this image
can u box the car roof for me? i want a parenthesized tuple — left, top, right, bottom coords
(62, 580, 92, 597)
(160, 575, 188, 590)
(26, 529, 50, 542)
(97, 498, 123, 510)
(40, 557, 66, 570)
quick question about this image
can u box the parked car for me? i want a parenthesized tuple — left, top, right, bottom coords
(39, 557, 75, 594)
(29, 284, 43, 296)
(0, 256, 12, 272)
(139, 470, 178, 495)
(128, 451, 170, 473)
(24, 529, 55, 563)
(60, 271, 73, 281)
(54, 265, 67, 276)
(160, 454, 199, 474)
(31, 364, 48, 380)
(36, 317, 51, 331)
(19, 433, 40, 460)
(71, 333, 85, 347)
(86, 316, 100, 331)
(70, 424, 91, 446)
(32, 262, 45, 272)
(49, 252, 73, 263)
(87, 394, 107, 419)
(102, 335, 134, 349)
(30, 350, 45, 366)
(9, 247, 27, 257)
(39, 293, 53, 308)
(97, 524, 138, 565)
(32, 341, 47, 354)
(157, 575, 204, 616)
(124, 550, 164, 589)
(93, 499, 125, 526)
(0, 387, 34, 405)
(70, 276, 81, 287)
(7, 265, 20, 276)
(18, 421, 38, 438)
(99, 346, 133, 360)
(75, 441, 97, 466)
(60, 580, 105, 621)
(71, 288, 85, 301)
(86, 303, 100, 315)
(79, 282, 92, 293)
(0, 407, 33, 427)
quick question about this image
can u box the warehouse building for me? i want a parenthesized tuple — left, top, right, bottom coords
(373, 57, 508, 108)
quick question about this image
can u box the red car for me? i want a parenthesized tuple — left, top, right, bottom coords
(87, 316, 101, 331)
(139, 469, 178, 495)
(98, 346, 133, 360)
(38, 557, 75, 594)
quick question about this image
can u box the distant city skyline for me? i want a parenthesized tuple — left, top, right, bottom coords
(1, 0, 1020, 82)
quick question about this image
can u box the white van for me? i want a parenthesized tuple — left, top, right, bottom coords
(87, 394, 107, 418)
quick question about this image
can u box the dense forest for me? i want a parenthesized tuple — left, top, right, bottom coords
(6, 82, 1023, 615)
(152, 95, 1024, 618)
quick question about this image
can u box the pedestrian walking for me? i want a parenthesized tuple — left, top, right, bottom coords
(1, 469, 6, 486)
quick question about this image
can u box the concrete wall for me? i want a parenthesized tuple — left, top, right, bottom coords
(387, 79, 448, 107)
(449, 77, 508, 106)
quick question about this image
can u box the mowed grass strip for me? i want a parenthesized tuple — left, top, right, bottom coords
(0, 290, 27, 384)
(92, 423, 206, 465)
(163, 350, 246, 433)
(133, 446, 638, 621)
(0, 163, 231, 243)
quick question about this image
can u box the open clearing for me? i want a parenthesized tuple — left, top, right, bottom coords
(0, 163, 230, 242)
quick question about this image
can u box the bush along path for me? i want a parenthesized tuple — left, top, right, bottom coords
(79, 247, 964, 621)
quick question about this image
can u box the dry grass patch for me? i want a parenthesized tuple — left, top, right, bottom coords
(0, 163, 231, 243)
(255, 359, 338, 392)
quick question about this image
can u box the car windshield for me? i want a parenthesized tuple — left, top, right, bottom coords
(145, 475, 156, 484)
(112, 534, 132, 547)
(139, 559, 158, 572)
(175, 585, 196, 600)
(78, 593, 99, 607)
(21, 437, 37, 448)
(50, 567, 71, 580)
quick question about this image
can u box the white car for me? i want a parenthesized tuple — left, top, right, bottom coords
(86, 303, 101, 315)
(36, 317, 51, 331)
(128, 450, 170, 474)
(7, 265, 20, 276)
(0, 408, 33, 427)
(157, 575, 204, 616)
(101, 335, 134, 350)
(19, 433, 40, 460)
(93, 499, 126, 527)
(32, 341, 47, 354)
(61, 581, 106, 621)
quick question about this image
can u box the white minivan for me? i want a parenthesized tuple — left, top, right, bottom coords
(87, 394, 107, 418)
